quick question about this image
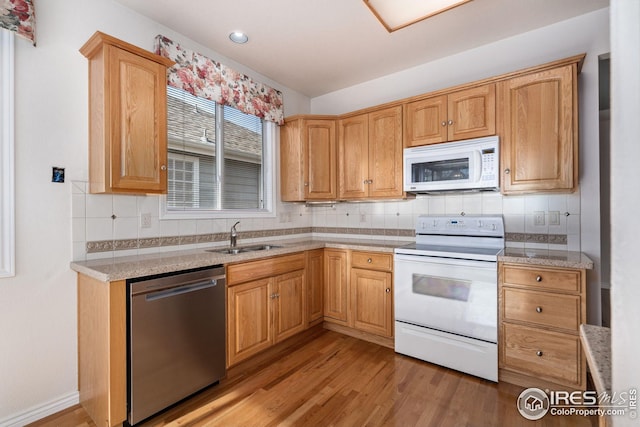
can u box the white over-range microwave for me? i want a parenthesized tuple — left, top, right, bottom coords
(403, 136, 499, 193)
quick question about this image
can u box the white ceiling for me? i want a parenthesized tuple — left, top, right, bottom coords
(113, 0, 609, 98)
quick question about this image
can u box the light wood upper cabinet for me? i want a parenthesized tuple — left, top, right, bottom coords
(280, 117, 337, 201)
(498, 64, 577, 194)
(338, 106, 403, 199)
(80, 31, 174, 194)
(404, 84, 496, 147)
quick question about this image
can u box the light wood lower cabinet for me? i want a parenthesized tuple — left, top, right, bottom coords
(350, 267, 393, 337)
(226, 253, 306, 366)
(323, 249, 349, 324)
(306, 249, 324, 326)
(77, 274, 127, 427)
(273, 270, 307, 342)
(499, 262, 586, 390)
(324, 249, 394, 339)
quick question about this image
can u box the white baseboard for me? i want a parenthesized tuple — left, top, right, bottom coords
(0, 391, 79, 427)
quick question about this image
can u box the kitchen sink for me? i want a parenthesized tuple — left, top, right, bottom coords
(206, 244, 282, 255)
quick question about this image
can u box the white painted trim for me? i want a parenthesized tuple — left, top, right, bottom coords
(0, 31, 15, 278)
(0, 391, 79, 427)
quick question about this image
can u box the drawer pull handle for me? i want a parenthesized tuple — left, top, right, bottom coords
(536, 306, 543, 313)
(536, 351, 543, 357)
(536, 275, 542, 282)
(367, 258, 372, 263)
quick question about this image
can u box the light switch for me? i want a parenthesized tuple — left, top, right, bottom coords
(549, 211, 560, 225)
(534, 211, 545, 226)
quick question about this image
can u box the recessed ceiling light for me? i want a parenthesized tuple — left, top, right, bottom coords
(229, 31, 249, 44)
(364, 0, 472, 32)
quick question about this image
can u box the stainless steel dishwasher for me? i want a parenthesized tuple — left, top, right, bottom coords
(128, 265, 226, 425)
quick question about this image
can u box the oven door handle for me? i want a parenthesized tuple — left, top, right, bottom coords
(394, 253, 496, 268)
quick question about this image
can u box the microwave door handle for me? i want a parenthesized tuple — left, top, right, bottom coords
(473, 151, 482, 182)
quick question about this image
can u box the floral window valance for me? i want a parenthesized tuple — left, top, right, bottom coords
(0, 0, 35, 45)
(155, 35, 284, 125)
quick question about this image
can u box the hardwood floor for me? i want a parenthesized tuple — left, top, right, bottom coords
(30, 330, 594, 427)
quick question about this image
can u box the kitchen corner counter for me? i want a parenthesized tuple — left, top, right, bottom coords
(498, 248, 594, 269)
(580, 324, 611, 394)
(70, 237, 407, 282)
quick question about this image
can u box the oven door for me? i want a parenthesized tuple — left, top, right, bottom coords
(394, 254, 497, 343)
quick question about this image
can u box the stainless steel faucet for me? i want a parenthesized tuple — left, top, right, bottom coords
(230, 221, 240, 247)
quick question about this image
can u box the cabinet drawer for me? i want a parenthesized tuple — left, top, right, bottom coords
(502, 323, 581, 386)
(502, 265, 581, 292)
(503, 288, 580, 331)
(351, 251, 392, 271)
(227, 253, 305, 285)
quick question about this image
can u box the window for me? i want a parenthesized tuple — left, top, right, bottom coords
(162, 86, 275, 218)
(0, 30, 15, 277)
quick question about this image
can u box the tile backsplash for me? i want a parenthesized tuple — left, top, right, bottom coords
(71, 181, 581, 261)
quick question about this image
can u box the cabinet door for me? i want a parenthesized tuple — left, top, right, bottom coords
(324, 249, 349, 324)
(498, 65, 576, 193)
(274, 270, 306, 343)
(368, 106, 403, 198)
(404, 95, 447, 147)
(227, 278, 273, 366)
(108, 46, 168, 193)
(338, 114, 369, 199)
(280, 118, 305, 202)
(306, 249, 324, 324)
(304, 119, 337, 199)
(447, 84, 496, 141)
(350, 268, 393, 337)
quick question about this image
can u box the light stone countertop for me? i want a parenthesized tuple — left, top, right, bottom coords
(70, 237, 408, 282)
(580, 324, 611, 394)
(498, 247, 594, 270)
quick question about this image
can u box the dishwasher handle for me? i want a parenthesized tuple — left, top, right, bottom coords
(143, 279, 221, 302)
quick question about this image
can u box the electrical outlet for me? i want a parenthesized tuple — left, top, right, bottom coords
(141, 212, 152, 228)
(533, 211, 545, 226)
(549, 211, 560, 225)
(360, 213, 366, 223)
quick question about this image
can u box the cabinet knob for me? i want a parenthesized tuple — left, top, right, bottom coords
(385, 288, 391, 293)
(160, 164, 167, 171)
(504, 168, 511, 175)
(441, 121, 447, 127)
(536, 351, 543, 357)
(536, 275, 542, 282)
(304, 182, 309, 187)
(367, 258, 372, 263)
(447, 120, 453, 126)
(536, 306, 543, 313)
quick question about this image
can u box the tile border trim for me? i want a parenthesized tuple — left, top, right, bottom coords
(86, 229, 567, 253)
